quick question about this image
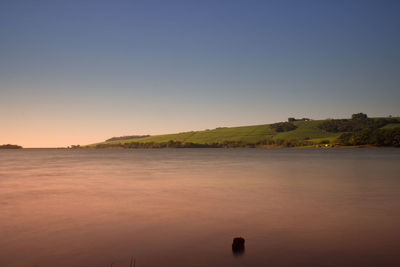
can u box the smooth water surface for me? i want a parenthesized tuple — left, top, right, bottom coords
(1, 148, 400, 267)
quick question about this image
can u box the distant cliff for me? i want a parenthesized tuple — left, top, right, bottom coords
(0, 144, 23, 149)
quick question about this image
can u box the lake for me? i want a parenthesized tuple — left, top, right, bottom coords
(0, 148, 400, 267)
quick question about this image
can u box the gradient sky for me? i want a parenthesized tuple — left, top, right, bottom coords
(1, 0, 399, 147)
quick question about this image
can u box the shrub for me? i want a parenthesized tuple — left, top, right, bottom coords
(270, 122, 297, 132)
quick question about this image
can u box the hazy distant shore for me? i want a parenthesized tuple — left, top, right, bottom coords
(0, 144, 22, 149)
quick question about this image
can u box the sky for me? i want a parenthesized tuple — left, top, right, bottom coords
(1, 0, 399, 147)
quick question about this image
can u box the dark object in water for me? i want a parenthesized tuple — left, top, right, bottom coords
(232, 237, 245, 254)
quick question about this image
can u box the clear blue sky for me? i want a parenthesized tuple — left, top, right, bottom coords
(1, 0, 399, 147)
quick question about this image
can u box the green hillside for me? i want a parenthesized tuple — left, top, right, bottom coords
(87, 115, 400, 148)
(98, 120, 336, 145)
(381, 123, 400, 130)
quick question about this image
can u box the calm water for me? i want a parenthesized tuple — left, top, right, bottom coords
(0, 148, 400, 267)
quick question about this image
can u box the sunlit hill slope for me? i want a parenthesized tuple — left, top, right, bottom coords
(87, 115, 400, 148)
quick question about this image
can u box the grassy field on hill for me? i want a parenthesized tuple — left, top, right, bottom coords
(88, 120, 342, 147)
(87, 115, 400, 148)
(381, 123, 400, 130)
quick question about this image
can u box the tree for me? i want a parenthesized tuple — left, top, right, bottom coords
(270, 122, 297, 132)
(351, 113, 368, 120)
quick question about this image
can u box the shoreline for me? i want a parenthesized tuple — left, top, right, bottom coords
(6, 145, 398, 150)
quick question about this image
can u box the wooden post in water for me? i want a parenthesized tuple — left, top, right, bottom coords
(130, 257, 136, 267)
(232, 237, 245, 255)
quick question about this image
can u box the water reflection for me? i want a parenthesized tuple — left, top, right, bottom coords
(0, 148, 399, 267)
